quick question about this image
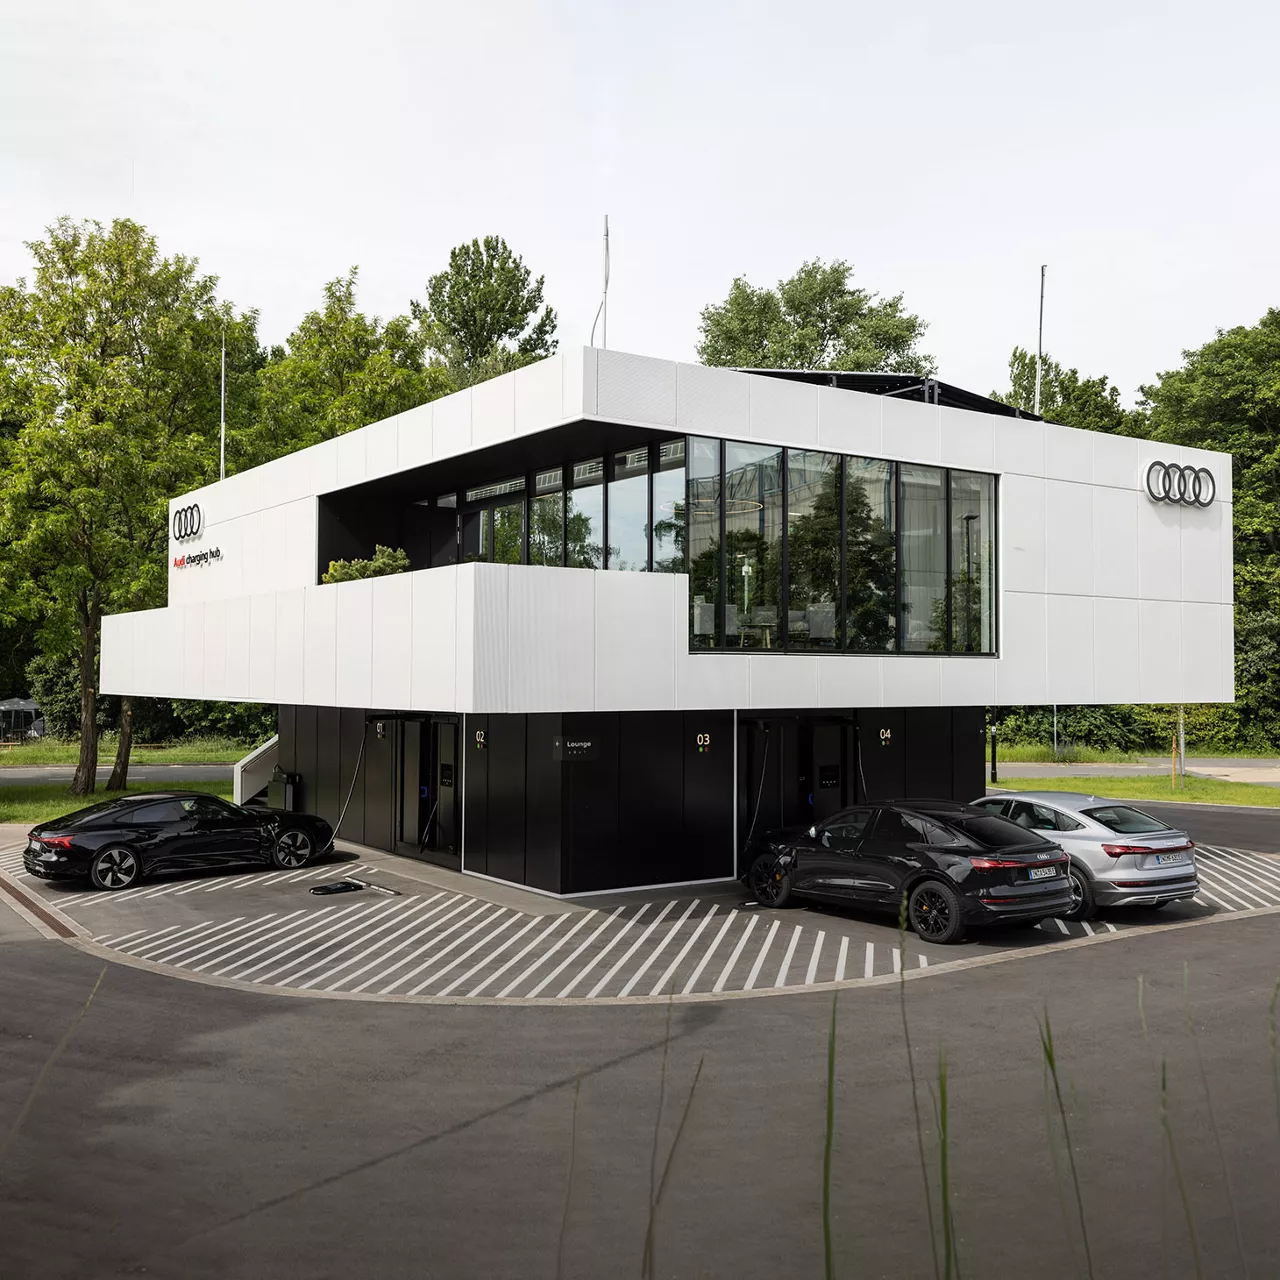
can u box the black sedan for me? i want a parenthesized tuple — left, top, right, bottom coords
(24, 792, 335, 892)
(743, 800, 1073, 943)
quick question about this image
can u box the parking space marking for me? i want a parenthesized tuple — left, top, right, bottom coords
(272, 897, 436, 988)
(774, 923, 802, 989)
(648, 904, 717, 998)
(525, 908, 624, 999)
(712, 915, 758, 994)
(346, 899, 488, 994)
(682, 909, 737, 996)
(1196, 867, 1271, 910)
(379, 905, 509, 995)
(132, 917, 243, 959)
(249, 900, 410, 984)
(619, 900, 697, 998)
(1080, 921, 1095, 937)
(205, 901, 371, 976)
(164, 913, 298, 967)
(467, 914, 572, 998)
(892, 946, 902, 975)
(804, 931, 825, 986)
(558, 905, 651, 999)
(587, 901, 676, 999)
(435, 914, 549, 998)
(398, 909, 518, 996)
(325, 895, 467, 992)
(743, 919, 780, 991)
(863, 940, 874, 980)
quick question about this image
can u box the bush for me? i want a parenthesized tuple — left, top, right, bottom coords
(322, 544, 411, 584)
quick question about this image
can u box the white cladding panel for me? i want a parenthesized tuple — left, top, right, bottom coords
(107, 346, 1231, 713)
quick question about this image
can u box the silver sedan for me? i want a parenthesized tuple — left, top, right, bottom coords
(970, 791, 1199, 921)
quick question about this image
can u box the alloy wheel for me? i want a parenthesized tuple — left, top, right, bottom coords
(1069, 871, 1085, 913)
(95, 848, 138, 890)
(749, 860, 785, 906)
(275, 829, 313, 868)
(911, 886, 951, 939)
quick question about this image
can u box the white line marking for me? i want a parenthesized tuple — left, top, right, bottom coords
(204, 871, 276, 894)
(586, 902, 677, 999)
(773, 924, 802, 988)
(93, 929, 147, 947)
(65, 884, 154, 908)
(1080, 921, 1095, 937)
(314, 894, 463, 991)
(1194, 885, 1237, 912)
(1195, 867, 1270, 910)
(166, 913, 303, 967)
(208, 901, 380, 977)
(405, 914, 526, 996)
(495, 911, 598, 999)
(648, 905, 718, 999)
(434, 915, 549, 997)
(525, 909, 624, 999)
(743, 919, 780, 991)
(136, 881, 195, 900)
(468, 915, 573, 998)
(556, 906, 651, 999)
(804, 931, 825, 986)
(618, 900, 697, 998)
(712, 915, 758, 993)
(384, 907, 512, 995)
(327, 896, 473, 993)
(270, 897, 434, 987)
(112, 922, 200, 954)
(892, 947, 902, 975)
(1196, 853, 1280, 901)
(1103, 921, 1118, 933)
(131, 917, 245, 959)
(862, 941, 874, 980)
(1201, 847, 1280, 893)
(1055, 919, 1071, 935)
(343, 899, 489, 993)
(249, 901, 416, 984)
(919, 955, 928, 968)
(680, 909, 737, 996)
(174, 880, 217, 896)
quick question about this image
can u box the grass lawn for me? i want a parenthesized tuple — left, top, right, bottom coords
(0, 780, 234, 827)
(985, 743, 1145, 764)
(0, 736, 253, 766)
(989, 773, 1280, 808)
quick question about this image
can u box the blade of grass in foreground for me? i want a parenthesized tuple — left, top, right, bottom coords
(555, 1077, 580, 1280)
(824, 991, 837, 1280)
(1182, 963, 1248, 1278)
(642, 996, 675, 1280)
(1038, 1011, 1095, 1280)
(930, 1051, 960, 1279)
(900, 893, 941, 1280)
(1270, 978, 1280, 1147)
(1139, 975, 1203, 1280)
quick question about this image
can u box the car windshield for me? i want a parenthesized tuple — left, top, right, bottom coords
(1082, 805, 1170, 834)
(951, 815, 1056, 848)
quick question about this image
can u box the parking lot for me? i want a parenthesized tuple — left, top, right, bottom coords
(4, 831, 1278, 1004)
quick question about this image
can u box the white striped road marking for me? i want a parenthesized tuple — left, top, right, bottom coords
(1054, 919, 1071, 935)
(618, 900, 699, 998)
(1103, 921, 1118, 933)
(131, 917, 244, 960)
(1196, 849, 1280, 896)
(401, 912, 527, 995)
(525, 908, 625, 999)
(162, 913, 300, 967)
(324, 896, 468, 992)
(344, 899, 486, 994)
(65, 884, 154, 908)
(206, 901, 376, 976)
(863, 941, 874, 980)
(248, 900, 413, 984)
(557, 906, 651, 999)
(832, 936, 849, 983)
(204, 871, 278, 894)
(919, 955, 928, 968)
(1194, 883, 1239, 912)
(1080, 921, 1095, 937)
(1195, 866, 1271, 910)
(467, 914, 575, 998)
(174, 879, 219, 895)
(290, 893, 448, 990)
(804, 931, 825, 986)
(743, 919, 780, 991)
(586, 902, 676, 999)
(93, 929, 148, 948)
(112, 922, 201, 954)
(1202, 847, 1280, 893)
(648, 905, 718, 999)
(773, 924, 802, 988)
(384, 907, 513, 995)
(681, 910, 737, 996)
(433, 915, 551, 997)
(269, 897, 435, 987)
(495, 911, 599, 999)
(712, 915, 758, 994)
(137, 880, 202, 900)
(892, 946, 902, 975)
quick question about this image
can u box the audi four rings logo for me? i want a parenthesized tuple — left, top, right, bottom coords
(1144, 462, 1215, 508)
(172, 504, 203, 540)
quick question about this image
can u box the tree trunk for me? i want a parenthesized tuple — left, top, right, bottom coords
(106, 696, 133, 791)
(70, 619, 100, 797)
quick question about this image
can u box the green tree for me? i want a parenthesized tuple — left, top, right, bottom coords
(249, 269, 451, 463)
(698, 259, 934, 375)
(321, 544, 412, 584)
(417, 236, 557, 387)
(0, 218, 246, 793)
(992, 346, 1141, 434)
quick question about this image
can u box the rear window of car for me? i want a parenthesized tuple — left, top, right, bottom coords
(126, 800, 188, 824)
(1081, 805, 1169, 834)
(951, 815, 1057, 848)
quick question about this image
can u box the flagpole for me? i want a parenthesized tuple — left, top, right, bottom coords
(219, 324, 226, 482)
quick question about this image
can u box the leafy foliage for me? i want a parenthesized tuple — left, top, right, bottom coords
(991, 347, 1140, 434)
(322, 544, 412, 584)
(698, 259, 934, 375)
(417, 235, 557, 386)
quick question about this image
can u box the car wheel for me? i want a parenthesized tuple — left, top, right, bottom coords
(908, 881, 966, 945)
(90, 846, 141, 892)
(272, 828, 314, 870)
(747, 854, 793, 908)
(1063, 865, 1098, 921)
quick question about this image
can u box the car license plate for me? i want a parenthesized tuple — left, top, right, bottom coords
(1028, 866, 1058, 880)
(1154, 852, 1185, 865)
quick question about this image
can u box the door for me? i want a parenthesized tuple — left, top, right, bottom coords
(434, 720, 460, 852)
(856, 809, 941, 905)
(800, 806, 876, 896)
(185, 795, 264, 867)
(122, 798, 200, 873)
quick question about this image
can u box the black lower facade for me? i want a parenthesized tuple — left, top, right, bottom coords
(276, 705, 985, 896)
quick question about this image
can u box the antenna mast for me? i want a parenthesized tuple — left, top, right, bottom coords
(1034, 263, 1046, 416)
(219, 323, 226, 481)
(590, 215, 610, 348)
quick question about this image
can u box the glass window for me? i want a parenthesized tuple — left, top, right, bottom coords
(786, 451, 840, 650)
(651, 440, 686, 574)
(953, 815, 1056, 848)
(127, 800, 187, 825)
(949, 470, 995, 653)
(724, 442, 782, 650)
(465, 477, 524, 503)
(566, 458, 604, 569)
(529, 468, 564, 567)
(608, 447, 650, 571)
(844, 458, 897, 652)
(899, 463, 947, 652)
(688, 437, 722, 648)
(1081, 805, 1170, 835)
(1007, 801, 1061, 832)
(492, 500, 524, 564)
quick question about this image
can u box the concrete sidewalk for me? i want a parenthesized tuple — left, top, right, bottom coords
(994, 756, 1280, 788)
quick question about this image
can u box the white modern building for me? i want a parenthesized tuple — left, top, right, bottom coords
(100, 348, 1234, 894)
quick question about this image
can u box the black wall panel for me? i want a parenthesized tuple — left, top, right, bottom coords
(812, 722, 845, 824)
(364, 718, 395, 852)
(400, 720, 421, 845)
(338, 708, 367, 845)
(486, 715, 527, 885)
(462, 714, 489, 875)
(904, 708, 953, 801)
(278, 705, 297, 773)
(682, 710, 735, 882)
(951, 706, 986, 803)
(737, 720, 781, 846)
(524, 713, 564, 893)
(619, 712, 684, 888)
(857, 708, 905, 801)
(563, 713, 621, 893)
(293, 705, 318, 816)
(314, 707, 344, 830)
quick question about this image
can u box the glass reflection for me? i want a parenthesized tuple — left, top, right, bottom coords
(845, 457, 897, 652)
(688, 437, 721, 648)
(566, 458, 604, 569)
(529, 468, 564, 567)
(949, 470, 995, 653)
(899, 463, 947, 652)
(608, 447, 650, 571)
(786, 451, 840, 650)
(652, 439, 686, 574)
(724, 442, 782, 650)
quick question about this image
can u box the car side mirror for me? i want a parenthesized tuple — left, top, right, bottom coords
(808, 825, 818, 840)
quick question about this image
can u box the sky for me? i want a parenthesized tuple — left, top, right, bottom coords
(2, 0, 1278, 403)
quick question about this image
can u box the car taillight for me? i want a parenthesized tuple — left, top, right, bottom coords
(970, 854, 1067, 869)
(39, 835, 74, 848)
